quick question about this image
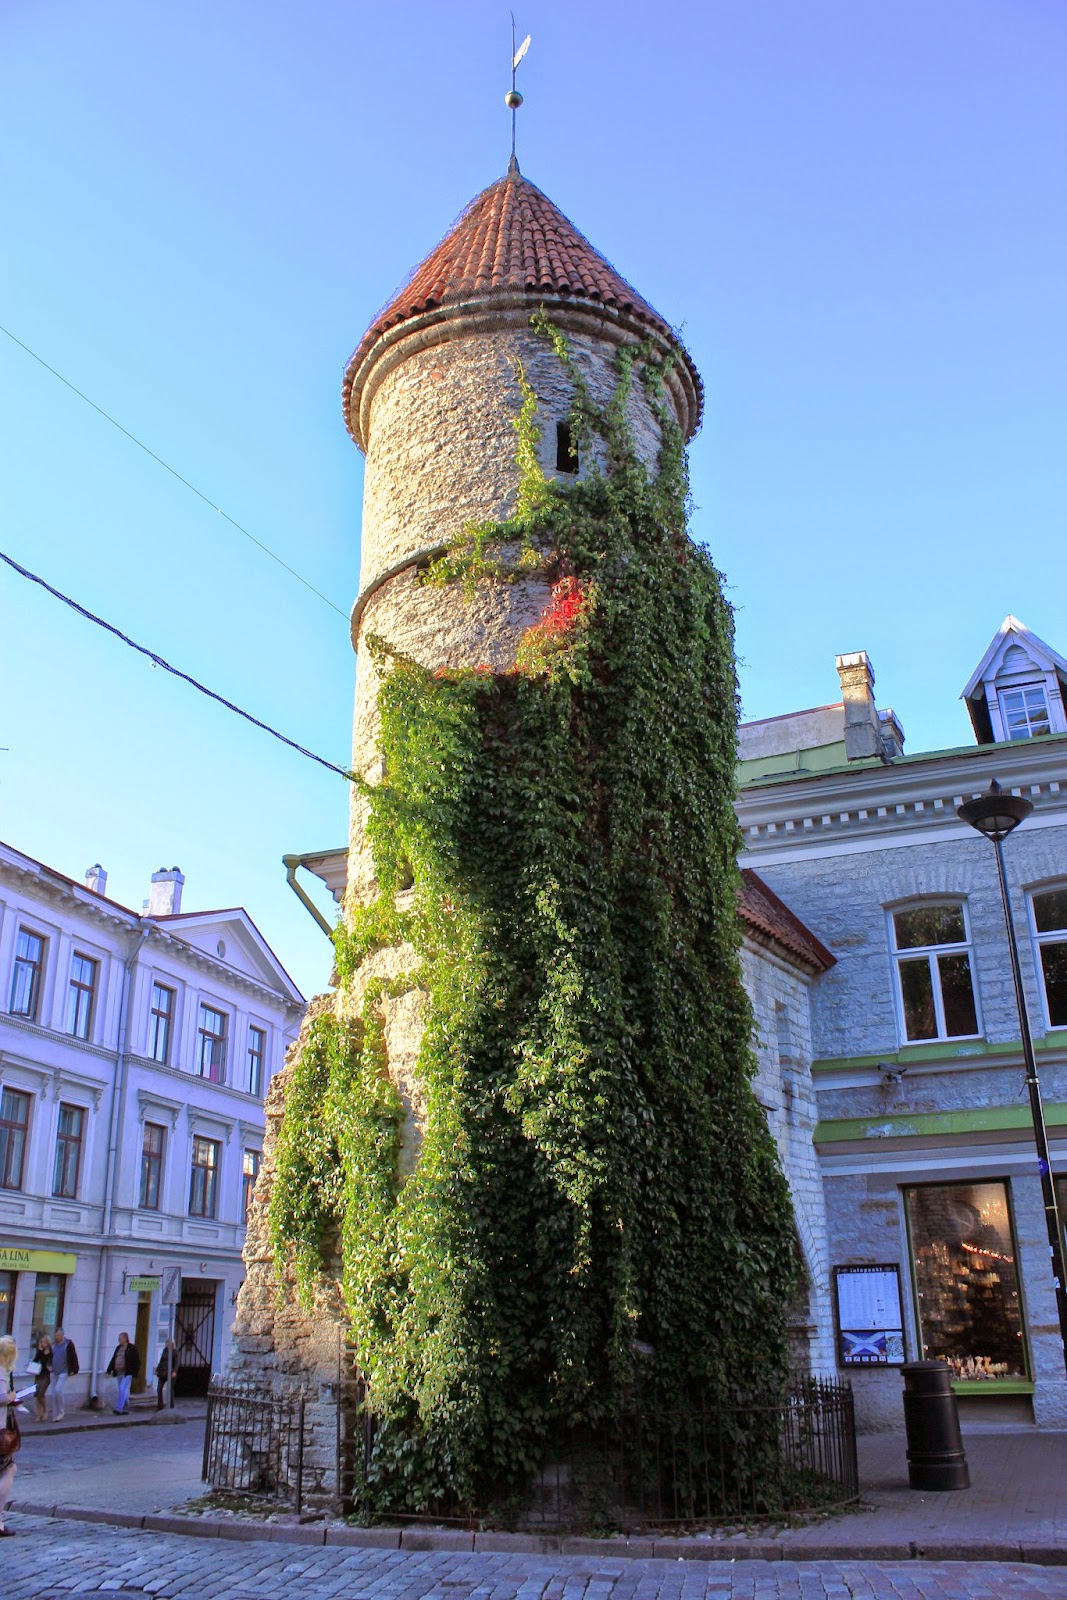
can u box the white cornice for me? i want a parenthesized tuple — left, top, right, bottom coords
(738, 737, 1067, 861)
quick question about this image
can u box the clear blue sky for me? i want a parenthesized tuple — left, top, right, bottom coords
(3, 1, 1065, 999)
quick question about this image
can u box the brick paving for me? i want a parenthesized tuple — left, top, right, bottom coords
(2, 1518, 1067, 1600)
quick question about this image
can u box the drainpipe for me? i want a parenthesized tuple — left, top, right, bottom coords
(282, 854, 335, 938)
(88, 923, 150, 1404)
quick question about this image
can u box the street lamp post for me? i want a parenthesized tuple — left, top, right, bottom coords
(958, 779, 1067, 1379)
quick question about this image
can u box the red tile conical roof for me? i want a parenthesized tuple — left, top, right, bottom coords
(344, 167, 701, 441)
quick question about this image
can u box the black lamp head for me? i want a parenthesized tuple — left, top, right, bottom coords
(957, 778, 1034, 842)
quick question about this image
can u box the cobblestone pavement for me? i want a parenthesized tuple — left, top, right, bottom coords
(2, 1519, 1067, 1600)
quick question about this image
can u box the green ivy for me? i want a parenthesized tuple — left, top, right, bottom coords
(269, 316, 801, 1514)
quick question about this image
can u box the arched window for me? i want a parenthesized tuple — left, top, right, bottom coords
(889, 902, 980, 1043)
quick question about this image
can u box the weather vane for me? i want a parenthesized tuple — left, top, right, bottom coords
(506, 15, 530, 172)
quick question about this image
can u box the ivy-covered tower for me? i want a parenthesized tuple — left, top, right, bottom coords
(241, 162, 800, 1515)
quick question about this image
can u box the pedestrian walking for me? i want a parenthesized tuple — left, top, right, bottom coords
(0, 1334, 21, 1536)
(105, 1331, 139, 1414)
(154, 1339, 179, 1410)
(48, 1328, 79, 1421)
(29, 1333, 52, 1422)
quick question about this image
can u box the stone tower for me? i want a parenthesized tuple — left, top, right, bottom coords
(341, 165, 702, 1167)
(233, 164, 799, 1515)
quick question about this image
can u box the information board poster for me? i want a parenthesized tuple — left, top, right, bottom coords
(833, 1263, 906, 1366)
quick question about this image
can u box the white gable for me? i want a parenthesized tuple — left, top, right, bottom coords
(151, 910, 304, 1004)
(961, 616, 1067, 744)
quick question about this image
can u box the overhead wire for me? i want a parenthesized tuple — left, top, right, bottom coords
(0, 547, 353, 782)
(0, 322, 349, 620)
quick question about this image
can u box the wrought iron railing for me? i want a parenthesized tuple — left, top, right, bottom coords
(355, 1375, 858, 1531)
(202, 1377, 306, 1512)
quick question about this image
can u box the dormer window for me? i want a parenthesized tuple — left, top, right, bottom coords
(999, 684, 1051, 741)
(555, 421, 578, 475)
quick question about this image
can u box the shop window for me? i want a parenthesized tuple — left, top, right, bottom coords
(905, 1180, 1026, 1381)
(52, 1103, 85, 1198)
(140, 1122, 165, 1210)
(890, 903, 980, 1042)
(1031, 888, 1067, 1029)
(0, 1087, 31, 1190)
(31, 1271, 65, 1342)
(0, 1270, 14, 1335)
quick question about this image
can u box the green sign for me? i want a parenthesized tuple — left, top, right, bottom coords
(128, 1276, 160, 1294)
(0, 1246, 76, 1274)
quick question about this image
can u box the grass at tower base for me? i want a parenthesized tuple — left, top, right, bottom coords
(269, 317, 804, 1517)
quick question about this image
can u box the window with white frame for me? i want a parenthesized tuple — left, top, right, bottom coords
(999, 684, 1052, 741)
(196, 1004, 227, 1082)
(1031, 887, 1067, 1029)
(66, 953, 97, 1039)
(890, 903, 980, 1042)
(246, 1026, 266, 1096)
(140, 1122, 166, 1209)
(242, 1147, 261, 1223)
(10, 928, 45, 1020)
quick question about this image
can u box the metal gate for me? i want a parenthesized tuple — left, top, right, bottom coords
(203, 1378, 305, 1510)
(174, 1279, 217, 1397)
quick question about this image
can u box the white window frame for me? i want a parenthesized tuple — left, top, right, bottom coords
(196, 1001, 228, 1083)
(997, 682, 1052, 742)
(1028, 884, 1067, 1032)
(887, 900, 983, 1046)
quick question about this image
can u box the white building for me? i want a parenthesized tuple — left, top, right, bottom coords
(0, 843, 304, 1406)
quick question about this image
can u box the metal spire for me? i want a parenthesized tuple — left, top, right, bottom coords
(506, 16, 530, 173)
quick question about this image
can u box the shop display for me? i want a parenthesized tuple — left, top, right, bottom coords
(905, 1180, 1026, 1381)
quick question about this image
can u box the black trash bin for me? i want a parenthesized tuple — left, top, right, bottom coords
(901, 1360, 969, 1490)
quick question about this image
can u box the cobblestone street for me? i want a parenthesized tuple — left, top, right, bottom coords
(3, 1519, 1067, 1600)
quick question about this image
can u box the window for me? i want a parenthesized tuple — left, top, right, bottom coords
(905, 1181, 1026, 1380)
(999, 684, 1051, 741)
(52, 1103, 84, 1198)
(31, 1271, 65, 1343)
(196, 1004, 226, 1082)
(555, 420, 578, 474)
(1032, 888, 1067, 1029)
(150, 983, 174, 1064)
(242, 1148, 261, 1223)
(247, 1026, 266, 1096)
(891, 904, 979, 1042)
(66, 953, 96, 1039)
(10, 928, 45, 1020)
(189, 1135, 219, 1218)
(0, 1270, 14, 1336)
(140, 1122, 165, 1210)
(0, 1088, 30, 1190)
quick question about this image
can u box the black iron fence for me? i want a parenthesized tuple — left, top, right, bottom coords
(348, 1374, 857, 1531)
(202, 1377, 306, 1512)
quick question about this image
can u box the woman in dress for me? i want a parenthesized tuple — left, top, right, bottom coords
(31, 1333, 52, 1423)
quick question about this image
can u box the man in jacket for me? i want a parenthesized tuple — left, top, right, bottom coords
(49, 1328, 79, 1422)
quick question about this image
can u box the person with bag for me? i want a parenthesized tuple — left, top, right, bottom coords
(49, 1327, 79, 1421)
(105, 1331, 139, 1414)
(154, 1339, 179, 1410)
(0, 1334, 21, 1536)
(30, 1333, 52, 1423)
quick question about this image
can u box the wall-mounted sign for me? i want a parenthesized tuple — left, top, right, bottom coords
(833, 1263, 906, 1366)
(127, 1275, 161, 1295)
(0, 1246, 76, 1274)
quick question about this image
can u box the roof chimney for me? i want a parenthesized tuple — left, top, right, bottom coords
(147, 866, 184, 916)
(835, 652, 882, 761)
(85, 864, 107, 896)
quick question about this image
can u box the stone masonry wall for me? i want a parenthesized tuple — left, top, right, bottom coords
(741, 939, 836, 1374)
